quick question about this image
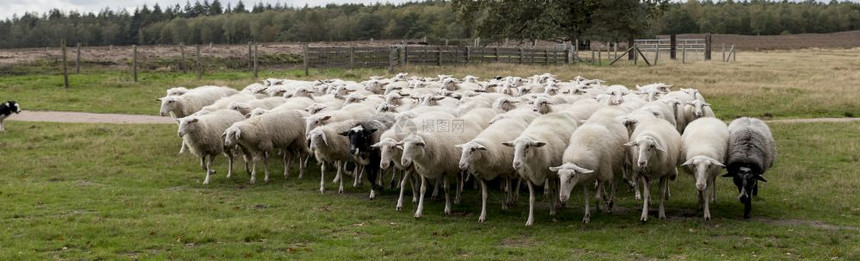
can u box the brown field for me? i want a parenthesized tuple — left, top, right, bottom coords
(1, 31, 858, 67)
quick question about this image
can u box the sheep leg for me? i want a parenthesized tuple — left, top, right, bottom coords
(549, 180, 558, 217)
(202, 155, 212, 185)
(431, 179, 440, 200)
(225, 150, 234, 179)
(606, 179, 616, 213)
(502, 178, 510, 210)
(283, 151, 292, 179)
(513, 177, 522, 203)
(241, 146, 252, 175)
(389, 168, 398, 189)
(709, 175, 717, 203)
(414, 175, 427, 218)
(396, 169, 411, 211)
(702, 188, 711, 221)
(543, 178, 551, 199)
(582, 185, 591, 223)
(332, 161, 342, 183)
(526, 181, 535, 226)
(640, 176, 650, 222)
(179, 140, 187, 154)
(298, 155, 308, 179)
(478, 178, 488, 223)
(409, 170, 418, 203)
(658, 177, 668, 220)
(249, 155, 258, 184)
(337, 162, 345, 194)
(443, 176, 452, 216)
(199, 156, 206, 170)
(319, 163, 326, 194)
(263, 152, 270, 183)
(353, 164, 361, 187)
(454, 171, 463, 205)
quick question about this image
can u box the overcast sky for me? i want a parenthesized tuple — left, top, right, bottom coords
(0, 0, 417, 20)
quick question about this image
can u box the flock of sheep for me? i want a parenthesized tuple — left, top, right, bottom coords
(158, 73, 776, 225)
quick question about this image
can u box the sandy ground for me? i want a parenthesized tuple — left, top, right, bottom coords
(5, 110, 858, 125)
(6, 111, 175, 124)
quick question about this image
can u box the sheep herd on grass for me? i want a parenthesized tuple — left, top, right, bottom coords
(158, 73, 776, 225)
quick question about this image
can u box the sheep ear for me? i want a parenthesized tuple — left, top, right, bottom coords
(501, 141, 514, 147)
(370, 142, 381, 148)
(653, 142, 666, 152)
(532, 141, 546, 147)
(623, 141, 637, 147)
(338, 131, 350, 136)
(703, 102, 711, 107)
(548, 166, 562, 173)
(454, 144, 464, 149)
(681, 158, 694, 166)
(321, 115, 332, 121)
(475, 145, 487, 151)
(157, 97, 163, 101)
(321, 133, 329, 145)
(755, 175, 767, 182)
(527, 100, 534, 104)
(189, 118, 199, 123)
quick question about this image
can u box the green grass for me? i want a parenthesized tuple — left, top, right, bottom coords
(1, 121, 859, 259)
(2, 48, 859, 119)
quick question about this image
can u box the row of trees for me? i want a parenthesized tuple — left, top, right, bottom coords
(0, 0, 857, 48)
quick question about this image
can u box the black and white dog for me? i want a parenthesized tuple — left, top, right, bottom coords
(0, 101, 22, 131)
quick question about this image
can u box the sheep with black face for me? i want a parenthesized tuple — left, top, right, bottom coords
(0, 101, 22, 132)
(724, 117, 776, 219)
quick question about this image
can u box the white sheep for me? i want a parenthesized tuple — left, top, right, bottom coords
(550, 114, 628, 223)
(399, 112, 482, 218)
(307, 120, 359, 194)
(680, 117, 729, 220)
(166, 87, 189, 96)
(625, 118, 683, 222)
(223, 109, 310, 184)
(304, 103, 375, 132)
(685, 99, 716, 121)
(177, 109, 246, 185)
(159, 86, 238, 118)
(456, 117, 529, 222)
(196, 93, 257, 115)
(503, 112, 579, 226)
(227, 97, 288, 117)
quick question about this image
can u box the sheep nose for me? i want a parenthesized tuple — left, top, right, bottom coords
(637, 161, 647, 167)
(559, 195, 568, 203)
(697, 183, 707, 191)
(513, 161, 523, 169)
(160, 112, 166, 116)
(695, 112, 703, 117)
(401, 159, 411, 167)
(380, 161, 390, 169)
(459, 163, 468, 171)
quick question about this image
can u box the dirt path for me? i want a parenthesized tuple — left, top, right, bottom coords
(6, 110, 858, 125)
(766, 118, 860, 124)
(7, 111, 175, 124)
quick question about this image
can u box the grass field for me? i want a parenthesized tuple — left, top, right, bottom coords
(1, 119, 859, 259)
(1, 48, 859, 119)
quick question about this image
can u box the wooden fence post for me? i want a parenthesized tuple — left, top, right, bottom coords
(564, 47, 571, 64)
(670, 34, 677, 60)
(196, 44, 202, 80)
(389, 47, 397, 73)
(253, 44, 258, 78)
(682, 43, 687, 64)
(179, 42, 185, 72)
(597, 48, 601, 65)
(401, 46, 407, 66)
(519, 48, 524, 64)
(61, 39, 69, 89)
(591, 50, 595, 64)
(437, 46, 443, 66)
(634, 44, 638, 65)
(302, 44, 309, 76)
(495, 47, 500, 62)
(466, 46, 471, 64)
(248, 41, 253, 70)
(704, 33, 712, 61)
(133, 45, 138, 82)
(544, 49, 549, 65)
(349, 46, 355, 69)
(732, 46, 736, 62)
(504, 38, 508, 47)
(722, 43, 726, 62)
(654, 42, 660, 65)
(627, 37, 635, 60)
(75, 42, 81, 74)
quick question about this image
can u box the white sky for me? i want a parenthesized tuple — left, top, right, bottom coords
(0, 0, 417, 20)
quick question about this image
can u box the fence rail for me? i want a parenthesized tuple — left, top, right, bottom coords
(302, 45, 571, 74)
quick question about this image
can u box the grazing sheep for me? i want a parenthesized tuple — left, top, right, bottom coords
(625, 118, 683, 222)
(227, 97, 288, 117)
(551, 115, 628, 223)
(503, 112, 580, 226)
(456, 117, 529, 222)
(223, 109, 310, 184)
(680, 117, 729, 220)
(725, 117, 777, 219)
(166, 87, 190, 96)
(307, 120, 359, 194)
(177, 109, 246, 185)
(159, 86, 238, 118)
(341, 113, 398, 199)
(400, 112, 482, 218)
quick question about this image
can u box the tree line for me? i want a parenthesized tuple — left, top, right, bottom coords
(0, 0, 857, 49)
